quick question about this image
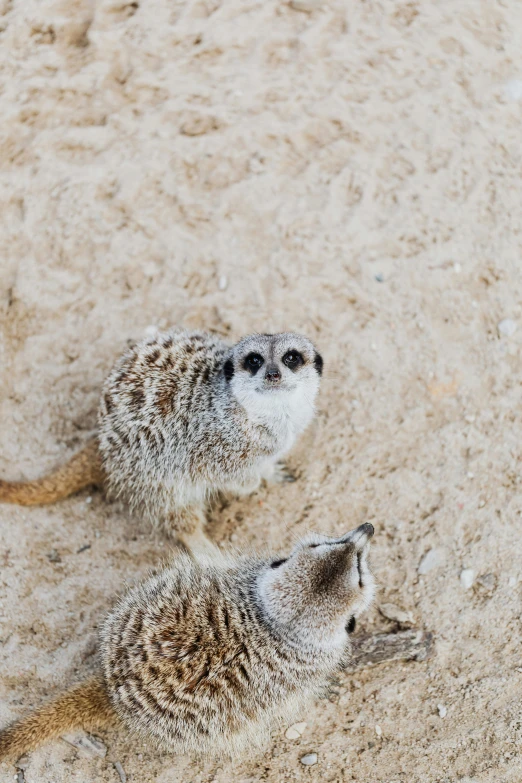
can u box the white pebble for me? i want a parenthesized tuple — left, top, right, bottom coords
(505, 79, 522, 101)
(218, 275, 228, 291)
(437, 704, 447, 718)
(498, 319, 517, 337)
(300, 753, 318, 766)
(378, 603, 414, 627)
(418, 548, 445, 575)
(375, 724, 382, 736)
(508, 576, 517, 587)
(285, 721, 307, 740)
(460, 568, 474, 590)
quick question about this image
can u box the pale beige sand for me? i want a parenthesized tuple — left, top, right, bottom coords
(1, 0, 522, 781)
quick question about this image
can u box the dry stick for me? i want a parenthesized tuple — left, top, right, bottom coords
(347, 630, 434, 671)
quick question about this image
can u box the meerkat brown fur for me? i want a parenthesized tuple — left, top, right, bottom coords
(0, 523, 375, 761)
(0, 329, 323, 545)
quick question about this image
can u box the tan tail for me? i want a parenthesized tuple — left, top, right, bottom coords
(0, 676, 116, 762)
(0, 439, 103, 507)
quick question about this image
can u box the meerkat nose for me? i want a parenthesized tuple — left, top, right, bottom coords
(265, 365, 282, 382)
(347, 523, 374, 548)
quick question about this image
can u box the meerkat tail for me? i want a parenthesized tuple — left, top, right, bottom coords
(0, 676, 115, 762)
(0, 439, 103, 507)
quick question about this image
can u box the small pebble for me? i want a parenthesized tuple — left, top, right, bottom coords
(300, 753, 318, 766)
(460, 569, 474, 590)
(375, 725, 382, 736)
(498, 319, 517, 337)
(418, 548, 445, 575)
(437, 704, 447, 718)
(285, 721, 307, 740)
(504, 79, 522, 101)
(114, 761, 127, 783)
(374, 273, 384, 282)
(85, 496, 92, 504)
(218, 275, 228, 291)
(508, 576, 517, 587)
(379, 603, 414, 627)
(16, 773, 25, 783)
(47, 549, 61, 563)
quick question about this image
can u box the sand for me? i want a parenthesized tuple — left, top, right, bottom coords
(1, 0, 522, 780)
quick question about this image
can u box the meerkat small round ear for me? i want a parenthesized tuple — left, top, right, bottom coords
(224, 359, 235, 381)
(314, 353, 323, 375)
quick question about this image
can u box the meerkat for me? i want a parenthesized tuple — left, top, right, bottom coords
(0, 522, 375, 761)
(0, 329, 323, 547)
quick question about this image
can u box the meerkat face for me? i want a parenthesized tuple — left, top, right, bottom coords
(257, 523, 375, 651)
(224, 333, 323, 423)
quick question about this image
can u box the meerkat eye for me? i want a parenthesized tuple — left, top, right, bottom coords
(282, 351, 304, 370)
(244, 353, 264, 373)
(346, 616, 356, 634)
(270, 558, 287, 569)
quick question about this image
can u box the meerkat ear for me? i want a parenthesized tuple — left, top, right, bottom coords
(314, 353, 323, 375)
(224, 359, 235, 381)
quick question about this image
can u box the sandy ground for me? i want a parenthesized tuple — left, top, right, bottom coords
(1, 0, 522, 780)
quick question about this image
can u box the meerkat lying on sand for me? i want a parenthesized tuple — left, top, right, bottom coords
(0, 523, 374, 761)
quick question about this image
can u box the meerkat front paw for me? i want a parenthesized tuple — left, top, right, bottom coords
(268, 461, 297, 484)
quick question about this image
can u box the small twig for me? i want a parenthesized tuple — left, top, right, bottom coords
(114, 761, 127, 783)
(346, 630, 434, 670)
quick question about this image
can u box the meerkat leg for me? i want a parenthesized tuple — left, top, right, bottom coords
(225, 475, 262, 497)
(164, 506, 220, 558)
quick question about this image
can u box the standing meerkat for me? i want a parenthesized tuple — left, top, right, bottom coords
(0, 522, 375, 761)
(0, 329, 323, 547)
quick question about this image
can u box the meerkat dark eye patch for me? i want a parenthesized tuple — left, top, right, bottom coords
(270, 558, 287, 569)
(282, 351, 304, 370)
(346, 616, 356, 634)
(243, 353, 264, 374)
(223, 359, 234, 381)
(314, 353, 323, 375)
(357, 551, 363, 588)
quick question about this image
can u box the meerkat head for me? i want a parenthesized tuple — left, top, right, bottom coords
(223, 333, 323, 423)
(257, 523, 375, 652)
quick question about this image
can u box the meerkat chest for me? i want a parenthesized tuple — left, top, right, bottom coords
(242, 385, 315, 447)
